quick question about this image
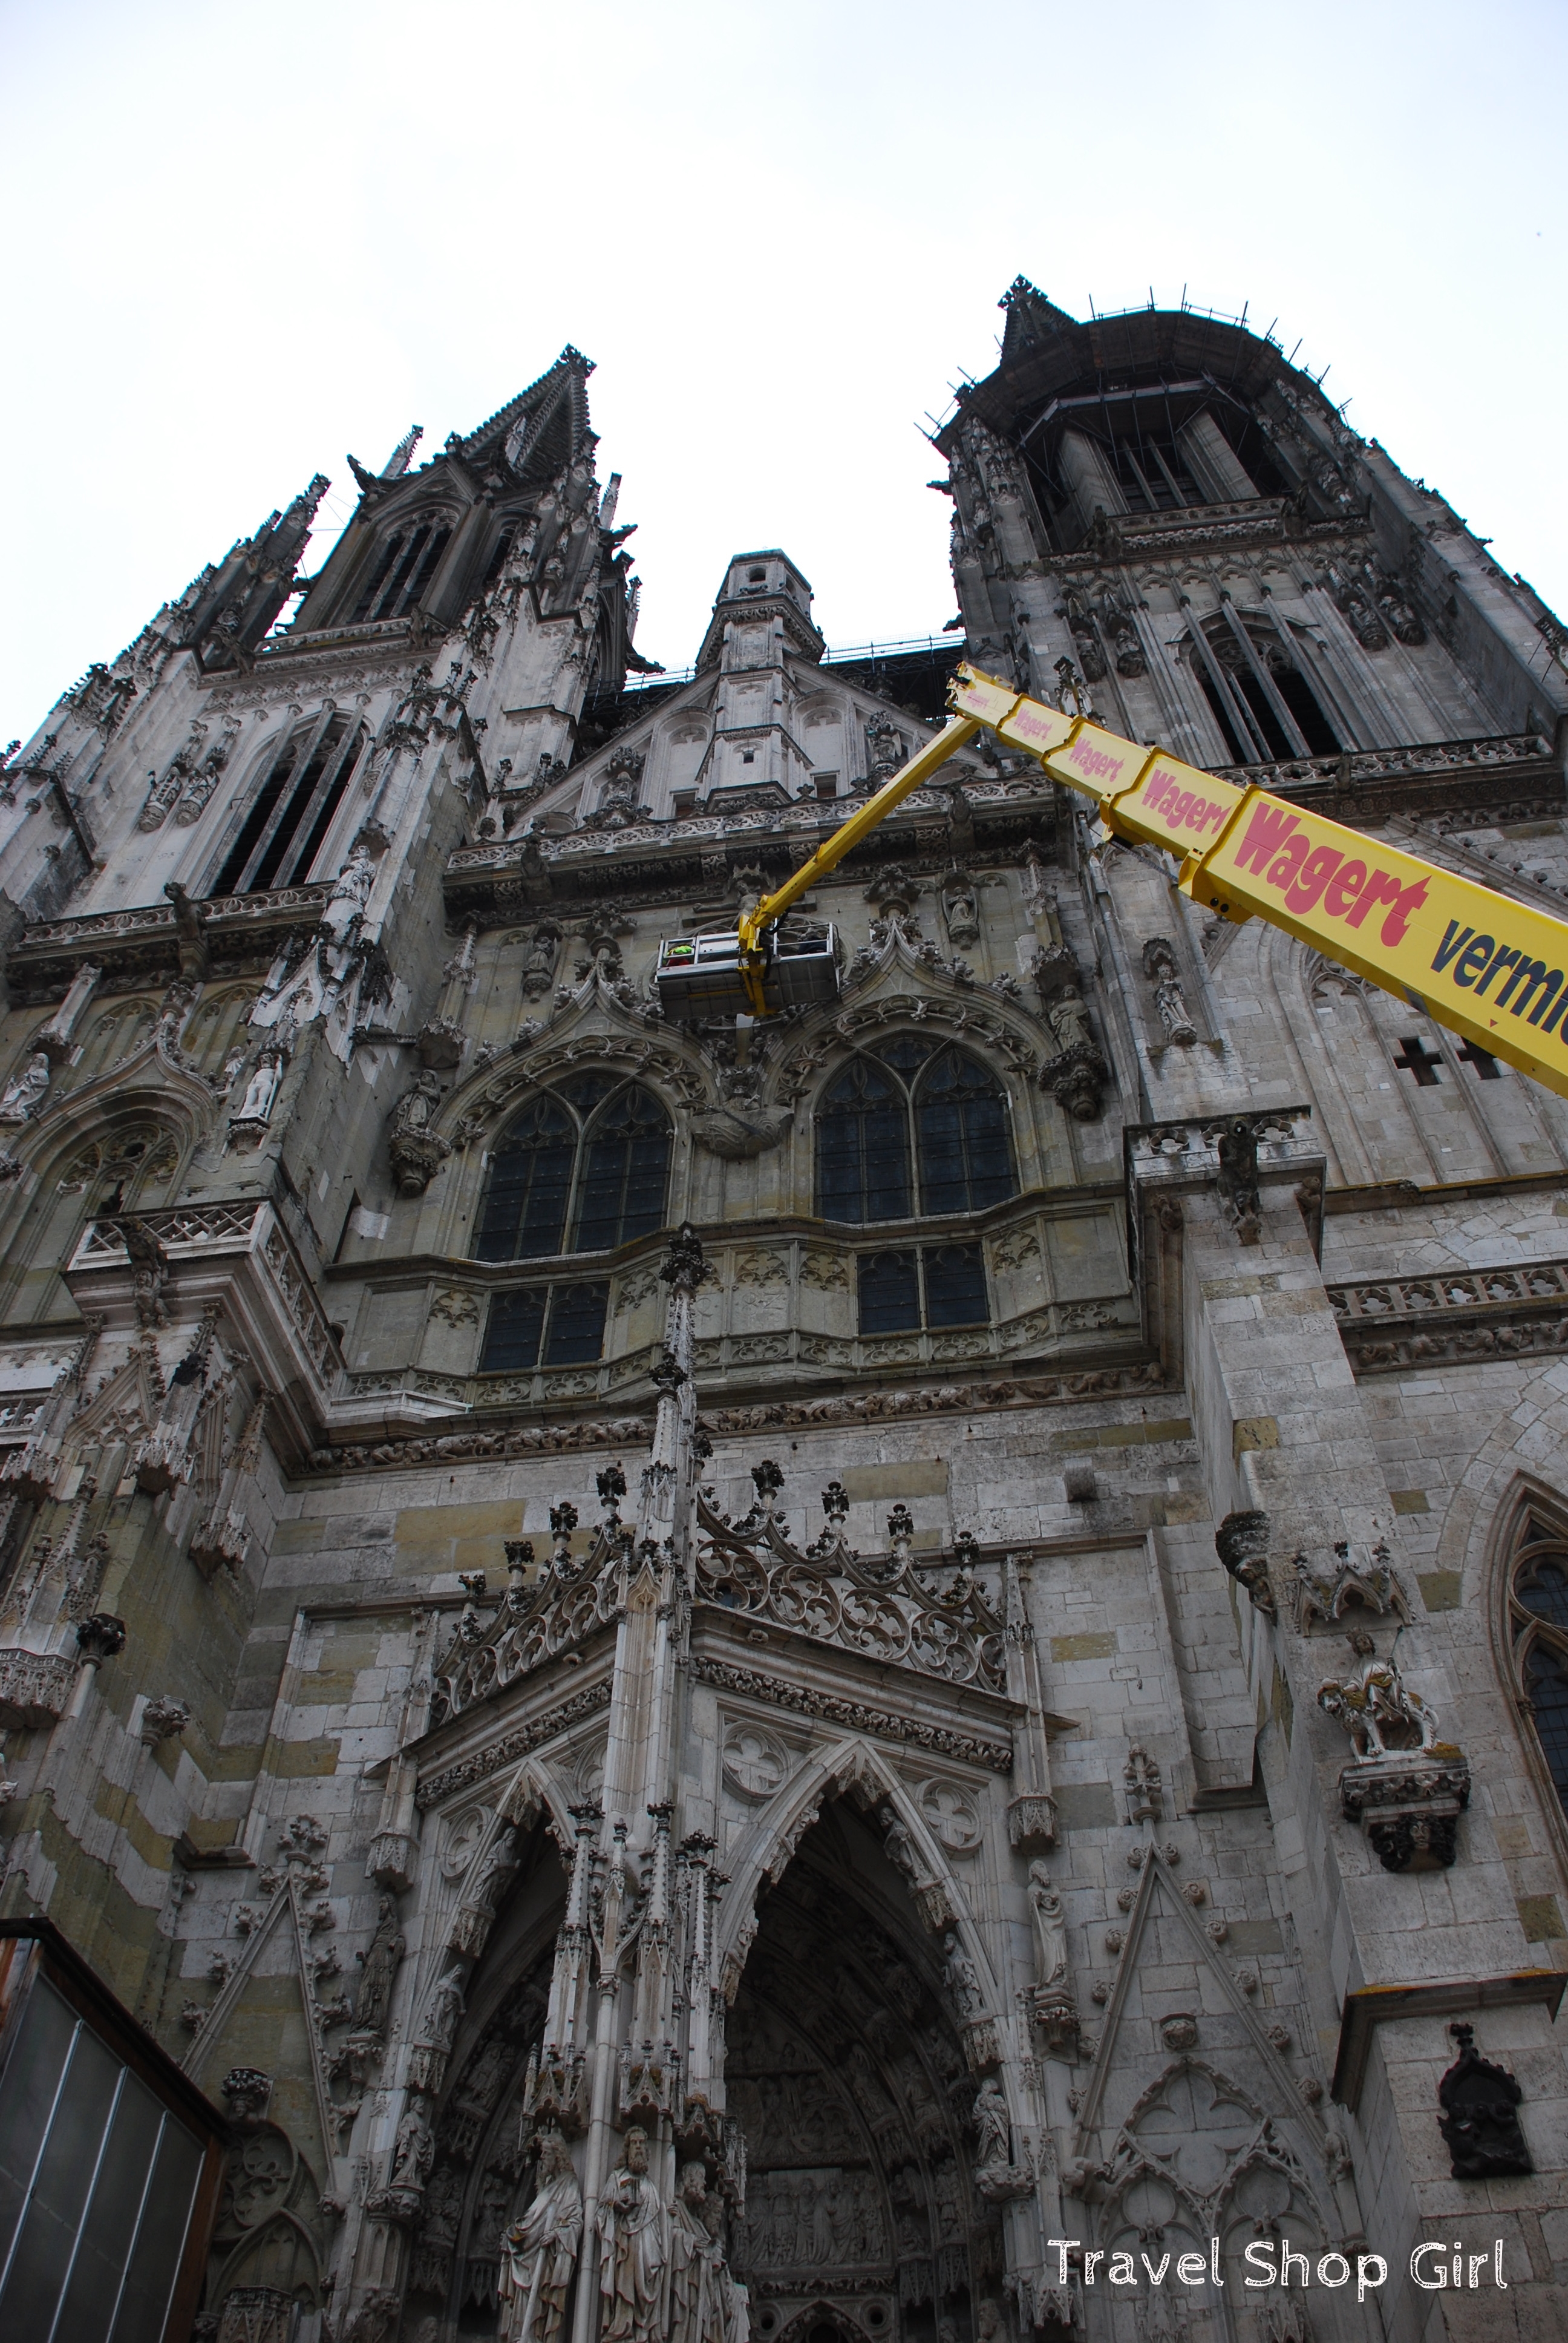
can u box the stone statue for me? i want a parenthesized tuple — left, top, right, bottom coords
(864, 711, 904, 781)
(942, 1931, 984, 2020)
(690, 1057, 793, 1161)
(1047, 989, 1094, 1057)
(322, 839, 376, 945)
(0, 1050, 50, 1125)
(390, 2095, 435, 2192)
(354, 1894, 405, 2037)
(498, 2133, 583, 2343)
(521, 922, 563, 1000)
(972, 2077, 1010, 2169)
(238, 1051, 282, 1124)
(880, 1805, 918, 1882)
(942, 868, 980, 948)
(596, 2125, 667, 2343)
(388, 1070, 451, 1198)
(390, 1069, 440, 1137)
(1318, 1652, 1442, 1758)
(668, 2160, 727, 2343)
(1027, 1861, 1068, 1988)
(413, 1964, 466, 2057)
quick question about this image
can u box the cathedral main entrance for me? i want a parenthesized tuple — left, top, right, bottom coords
(727, 1799, 999, 2343)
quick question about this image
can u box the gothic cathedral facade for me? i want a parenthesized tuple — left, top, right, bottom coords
(1, 284, 1567, 2343)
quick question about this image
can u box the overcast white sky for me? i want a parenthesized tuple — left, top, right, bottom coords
(2, 0, 1564, 741)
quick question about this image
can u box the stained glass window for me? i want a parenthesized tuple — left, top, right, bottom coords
(476, 1084, 670, 1263)
(817, 1047, 1013, 1224)
(1511, 1513, 1568, 1818)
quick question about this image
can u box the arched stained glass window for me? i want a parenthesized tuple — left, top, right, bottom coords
(475, 1082, 670, 1262)
(817, 1059, 911, 1224)
(917, 1047, 1016, 1216)
(572, 1086, 671, 1254)
(815, 1040, 1014, 1224)
(1509, 1510, 1568, 1818)
(475, 1096, 575, 1260)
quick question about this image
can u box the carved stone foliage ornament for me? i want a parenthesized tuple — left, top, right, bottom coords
(1438, 2024, 1532, 2178)
(694, 1467, 1004, 1694)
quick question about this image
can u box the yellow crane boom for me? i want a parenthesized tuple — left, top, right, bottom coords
(727, 663, 1568, 1105)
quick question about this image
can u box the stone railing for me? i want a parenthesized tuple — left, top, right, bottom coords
(1211, 731, 1550, 796)
(1330, 1257, 1568, 1374)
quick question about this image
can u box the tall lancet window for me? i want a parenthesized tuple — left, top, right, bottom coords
(211, 713, 363, 897)
(1509, 1506, 1568, 1819)
(1188, 609, 1342, 762)
(815, 1040, 1015, 1224)
(475, 1077, 671, 1262)
(348, 517, 454, 623)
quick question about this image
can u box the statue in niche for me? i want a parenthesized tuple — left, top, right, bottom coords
(1027, 1861, 1068, 1989)
(942, 1931, 984, 2020)
(596, 2124, 668, 2343)
(499, 2132, 583, 2343)
(237, 1050, 283, 1124)
(880, 1804, 920, 1883)
(941, 867, 981, 949)
(353, 1894, 405, 2038)
(864, 710, 905, 782)
(972, 2077, 1011, 2170)
(322, 839, 376, 945)
(390, 2095, 436, 2193)
(1142, 938, 1198, 1046)
(521, 922, 563, 1000)
(0, 1050, 50, 1125)
(412, 1964, 465, 2059)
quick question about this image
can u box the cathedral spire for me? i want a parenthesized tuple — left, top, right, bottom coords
(381, 424, 422, 479)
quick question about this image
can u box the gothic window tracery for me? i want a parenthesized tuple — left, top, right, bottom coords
(1508, 1506, 1568, 1815)
(475, 1078, 671, 1263)
(815, 1041, 1014, 1225)
(1186, 610, 1341, 762)
(348, 514, 454, 624)
(211, 713, 364, 897)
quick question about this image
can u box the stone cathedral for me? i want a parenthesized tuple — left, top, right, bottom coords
(2, 280, 1568, 2343)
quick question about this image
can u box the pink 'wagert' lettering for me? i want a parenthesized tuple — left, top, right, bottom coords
(1141, 770, 1232, 839)
(1230, 800, 1299, 876)
(1011, 709, 1057, 742)
(1068, 738, 1128, 785)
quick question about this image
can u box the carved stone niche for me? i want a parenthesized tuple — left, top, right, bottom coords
(1007, 1792, 1057, 1851)
(1438, 2024, 1533, 2178)
(1293, 1536, 1410, 1634)
(1318, 1635, 1470, 1872)
(1033, 942, 1109, 1123)
(1028, 1987, 1081, 2058)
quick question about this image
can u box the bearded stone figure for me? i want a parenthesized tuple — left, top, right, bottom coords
(596, 2125, 668, 2343)
(668, 2160, 730, 2343)
(498, 2133, 583, 2343)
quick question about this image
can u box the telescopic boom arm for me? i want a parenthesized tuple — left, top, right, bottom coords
(738, 663, 1568, 1107)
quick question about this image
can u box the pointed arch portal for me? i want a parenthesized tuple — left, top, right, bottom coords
(725, 1798, 997, 2343)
